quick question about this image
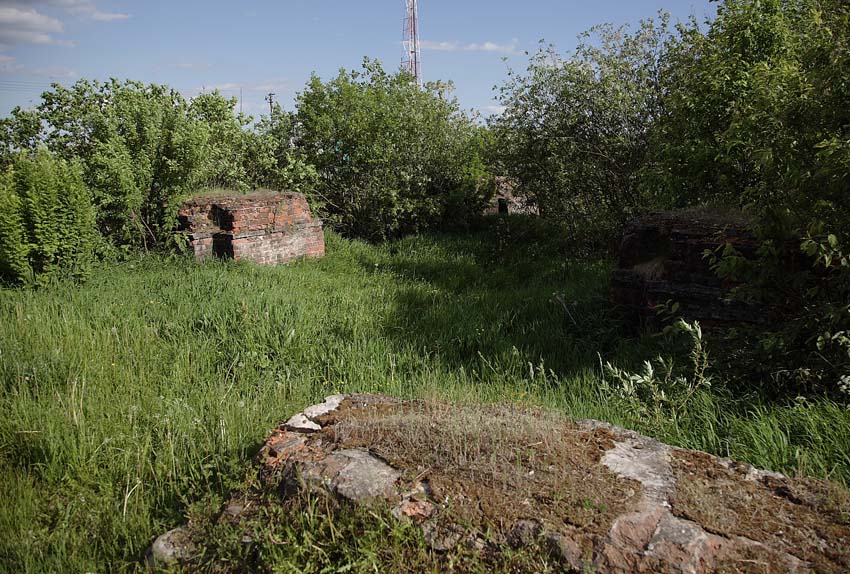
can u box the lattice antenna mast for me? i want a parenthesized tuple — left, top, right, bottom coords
(402, 0, 422, 85)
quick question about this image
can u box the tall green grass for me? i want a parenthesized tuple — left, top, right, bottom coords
(1, 225, 848, 572)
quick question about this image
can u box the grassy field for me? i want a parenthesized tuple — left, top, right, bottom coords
(1, 220, 848, 573)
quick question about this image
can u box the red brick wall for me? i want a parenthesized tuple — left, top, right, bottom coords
(177, 192, 325, 265)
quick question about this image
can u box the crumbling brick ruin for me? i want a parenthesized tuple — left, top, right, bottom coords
(177, 192, 324, 265)
(484, 177, 538, 216)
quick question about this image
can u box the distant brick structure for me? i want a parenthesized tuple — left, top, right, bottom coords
(484, 177, 538, 216)
(177, 192, 324, 265)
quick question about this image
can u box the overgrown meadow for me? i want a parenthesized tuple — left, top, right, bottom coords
(2, 0, 850, 571)
(2, 224, 848, 573)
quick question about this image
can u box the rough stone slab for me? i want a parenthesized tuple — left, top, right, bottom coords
(328, 449, 401, 501)
(150, 395, 850, 573)
(600, 436, 674, 505)
(298, 449, 401, 502)
(265, 432, 307, 460)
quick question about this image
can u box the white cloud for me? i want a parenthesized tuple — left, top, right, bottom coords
(200, 80, 292, 94)
(421, 38, 519, 55)
(54, 0, 129, 21)
(0, 52, 75, 77)
(205, 82, 239, 92)
(481, 104, 506, 116)
(0, 52, 21, 71)
(0, 5, 63, 46)
(251, 81, 292, 93)
(0, 1, 129, 22)
(28, 64, 76, 77)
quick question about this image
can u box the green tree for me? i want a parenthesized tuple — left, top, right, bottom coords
(189, 91, 255, 191)
(648, 0, 850, 394)
(296, 59, 492, 240)
(648, 0, 850, 233)
(491, 15, 675, 238)
(0, 107, 42, 170)
(38, 79, 211, 250)
(244, 103, 318, 194)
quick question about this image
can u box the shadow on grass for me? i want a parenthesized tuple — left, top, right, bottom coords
(361, 217, 661, 380)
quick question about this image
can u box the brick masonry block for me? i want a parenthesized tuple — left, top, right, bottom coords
(177, 192, 325, 265)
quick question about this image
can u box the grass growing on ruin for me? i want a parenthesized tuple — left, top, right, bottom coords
(1, 219, 849, 573)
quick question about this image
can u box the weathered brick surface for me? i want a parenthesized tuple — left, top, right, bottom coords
(177, 192, 325, 265)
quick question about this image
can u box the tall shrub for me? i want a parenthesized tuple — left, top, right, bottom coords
(647, 0, 850, 394)
(244, 103, 318, 195)
(648, 0, 850, 231)
(0, 151, 98, 285)
(38, 80, 211, 250)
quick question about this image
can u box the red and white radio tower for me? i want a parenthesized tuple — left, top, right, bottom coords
(402, 0, 422, 85)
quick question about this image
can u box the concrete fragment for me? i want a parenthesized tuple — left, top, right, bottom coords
(197, 394, 849, 572)
(302, 394, 346, 421)
(266, 432, 307, 459)
(421, 520, 463, 551)
(327, 449, 401, 502)
(284, 413, 321, 432)
(507, 519, 542, 548)
(545, 532, 584, 571)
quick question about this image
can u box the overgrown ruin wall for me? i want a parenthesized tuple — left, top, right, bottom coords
(177, 192, 324, 265)
(611, 210, 764, 328)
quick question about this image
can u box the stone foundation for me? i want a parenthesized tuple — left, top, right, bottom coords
(177, 192, 324, 265)
(148, 395, 850, 573)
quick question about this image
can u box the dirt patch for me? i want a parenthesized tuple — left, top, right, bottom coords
(670, 450, 850, 574)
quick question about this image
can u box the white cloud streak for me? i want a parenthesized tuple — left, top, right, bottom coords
(170, 62, 212, 71)
(0, 0, 126, 50)
(47, 0, 129, 22)
(0, 52, 21, 72)
(0, 1, 129, 23)
(0, 5, 63, 46)
(421, 38, 519, 55)
(201, 80, 293, 94)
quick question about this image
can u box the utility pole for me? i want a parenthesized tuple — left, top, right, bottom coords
(402, 0, 422, 85)
(265, 92, 275, 115)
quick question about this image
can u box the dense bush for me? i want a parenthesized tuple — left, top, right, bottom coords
(650, 0, 850, 395)
(490, 0, 850, 395)
(649, 0, 850, 232)
(36, 80, 211, 250)
(0, 69, 490, 249)
(0, 151, 98, 285)
(1, 80, 319, 252)
(245, 104, 318, 194)
(296, 59, 493, 240)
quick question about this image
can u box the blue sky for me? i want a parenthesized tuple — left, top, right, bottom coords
(0, 0, 717, 118)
